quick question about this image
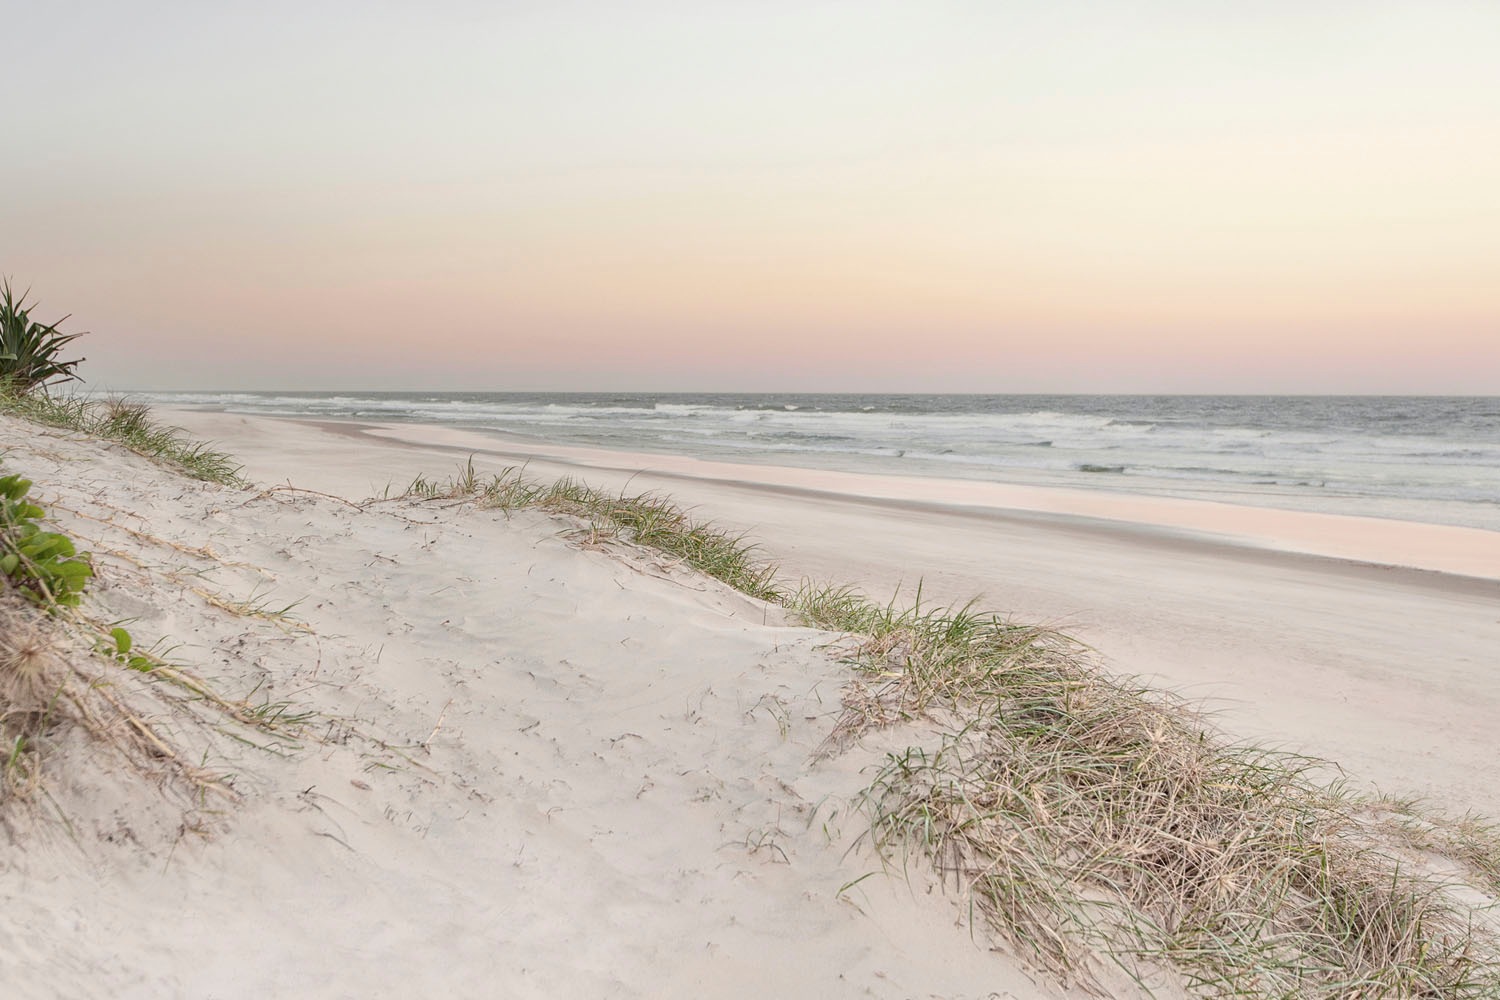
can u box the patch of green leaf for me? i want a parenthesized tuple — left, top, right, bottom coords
(96, 625, 160, 672)
(0, 470, 93, 609)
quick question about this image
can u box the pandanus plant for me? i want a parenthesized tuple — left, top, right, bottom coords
(0, 280, 86, 393)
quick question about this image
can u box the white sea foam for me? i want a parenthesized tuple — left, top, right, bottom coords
(135, 391, 1500, 531)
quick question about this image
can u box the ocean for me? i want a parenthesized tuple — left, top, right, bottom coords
(139, 392, 1500, 532)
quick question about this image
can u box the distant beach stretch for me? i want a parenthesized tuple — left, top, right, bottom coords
(144, 391, 1500, 532)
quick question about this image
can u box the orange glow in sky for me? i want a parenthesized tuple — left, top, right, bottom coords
(4, 3, 1498, 392)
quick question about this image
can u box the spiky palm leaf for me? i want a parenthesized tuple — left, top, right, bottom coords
(0, 281, 87, 393)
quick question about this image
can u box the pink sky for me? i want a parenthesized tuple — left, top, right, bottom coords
(5, 3, 1498, 392)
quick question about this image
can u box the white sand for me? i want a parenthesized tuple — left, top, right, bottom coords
(6, 408, 1498, 997)
(3, 413, 1081, 999)
(174, 409, 1500, 817)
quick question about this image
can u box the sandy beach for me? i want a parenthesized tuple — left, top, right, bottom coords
(6, 407, 1499, 997)
(3, 410, 1085, 999)
(171, 408, 1500, 818)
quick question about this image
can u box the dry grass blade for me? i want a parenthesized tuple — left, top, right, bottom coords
(398, 461, 782, 601)
(0, 596, 67, 801)
(0, 388, 245, 486)
(1, 590, 239, 810)
(824, 590, 1500, 996)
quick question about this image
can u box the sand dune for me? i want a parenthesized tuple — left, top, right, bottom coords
(169, 409, 1500, 818)
(8, 407, 1500, 997)
(3, 413, 1076, 999)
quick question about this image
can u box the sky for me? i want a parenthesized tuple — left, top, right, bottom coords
(4, 1, 1498, 393)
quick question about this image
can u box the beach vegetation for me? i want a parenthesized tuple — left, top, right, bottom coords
(1, 587, 249, 810)
(0, 281, 86, 393)
(96, 626, 165, 674)
(1, 471, 93, 609)
(406, 457, 1500, 996)
(1, 466, 87, 800)
(0, 594, 66, 799)
(0, 389, 245, 486)
(403, 460, 781, 600)
(811, 586, 1500, 995)
(0, 439, 287, 814)
(0, 283, 240, 484)
(189, 584, 311, 633)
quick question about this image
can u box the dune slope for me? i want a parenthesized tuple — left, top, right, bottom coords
(2, 414, 1080, 999)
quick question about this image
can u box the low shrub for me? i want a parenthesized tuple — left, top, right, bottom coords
(0, 280, 85, 392)
(0, 471, 92, 609)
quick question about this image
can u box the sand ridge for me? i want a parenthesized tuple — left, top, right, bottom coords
(2, 414, 1076, 999)
(166, 409, 1500, 818)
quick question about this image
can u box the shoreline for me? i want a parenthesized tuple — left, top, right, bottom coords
(180, 407, 1500, 584)
(138, 392, 1500, 538)
(362, 418, 1500, 597)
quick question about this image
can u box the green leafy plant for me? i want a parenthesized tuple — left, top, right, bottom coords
(0, 280, 87, 393)
(97, 626, 160, 673)
(0, 472, 93, 608)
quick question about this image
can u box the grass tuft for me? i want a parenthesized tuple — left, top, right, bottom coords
(0, 387, 245, 486)
(799, 586, 1500, 996)
(0, 399, 281, 818)
(402, 460, 782, 601)
(0, 595, 66, 800)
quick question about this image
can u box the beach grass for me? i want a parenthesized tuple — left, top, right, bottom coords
(0, 411, 282, 814)
(409, 458, 1500, 997)
(0, 594, 65, 800)
(405, 459, 782, 601)
(0, 386, 244, 486)
(826, 593, 1499, 995)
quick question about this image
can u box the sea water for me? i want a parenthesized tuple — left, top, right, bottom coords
(139, 392, 1500, 532)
